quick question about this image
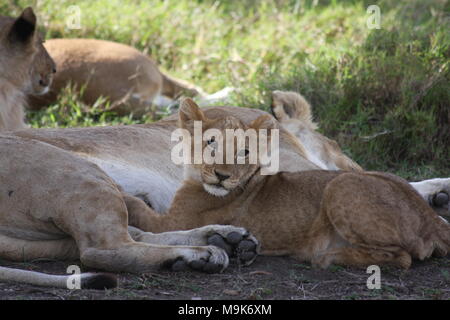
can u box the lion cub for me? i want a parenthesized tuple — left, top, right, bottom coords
(126, 98, 450, 269)
(0, 7, 56, 131)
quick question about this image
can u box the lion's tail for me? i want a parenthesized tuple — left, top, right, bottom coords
(161, 72, 207, 99)
(0, 266, 117, 289)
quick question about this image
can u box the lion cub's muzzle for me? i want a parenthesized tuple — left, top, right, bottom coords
(203, 183, 230, 197)
(202, 169, 240, 197)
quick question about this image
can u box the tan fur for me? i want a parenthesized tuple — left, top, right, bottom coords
(27, 39, 206, 116)
(0, 8, 55, 131)
(127, 100, 450, 269)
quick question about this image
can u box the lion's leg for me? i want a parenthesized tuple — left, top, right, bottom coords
(80, 242, 229, 274)
(0, 234, 118, 289)
(305, 209, 412, 269)
(53, 188, 229, 274)
(125, 191, 260, 266)
(128, 225, 256, 248)
(78, 228, 230, 274)
(0, 233, 78, 262)
(303, 215, 411, 269)
(321, 173, 449, 266)
(312, 246, 412, 269)
(128, 225, 259, 266)
(123, 193, 167, 231)
(123, 192, 208, 232)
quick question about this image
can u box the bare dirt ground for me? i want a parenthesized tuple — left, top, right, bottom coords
(0, 254, 448, 300)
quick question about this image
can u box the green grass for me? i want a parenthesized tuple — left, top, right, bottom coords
(2, 0, 449, 180)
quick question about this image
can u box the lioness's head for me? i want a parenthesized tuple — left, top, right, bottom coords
(0, 7, 54, 95)
(177, 98, 278, 197)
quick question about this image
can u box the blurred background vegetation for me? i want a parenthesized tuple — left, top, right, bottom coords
(1, 0, 449, 180)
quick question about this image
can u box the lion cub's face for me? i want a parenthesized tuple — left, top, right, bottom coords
(178, 98, 277, 197)
(0, 7, 55, 95)
(29, 34, 56, 95)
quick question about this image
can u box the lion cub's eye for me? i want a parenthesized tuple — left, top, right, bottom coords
(206, 137, 219, 151)
(206, 137, 215, 145)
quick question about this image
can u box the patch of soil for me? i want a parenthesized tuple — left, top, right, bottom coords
(0, 255, 448, 300)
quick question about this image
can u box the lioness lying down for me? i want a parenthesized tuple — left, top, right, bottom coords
(126, 99, 450, 269)
(0, 134, 259, 288)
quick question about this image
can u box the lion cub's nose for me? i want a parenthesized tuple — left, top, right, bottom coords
(215, 170, 230, 182)
(39, 78, 49, 87)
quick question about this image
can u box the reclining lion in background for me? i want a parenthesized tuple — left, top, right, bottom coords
(26, 38, 221, 117)
(0, 7, 56, 131)
(125, 98, 450, 269)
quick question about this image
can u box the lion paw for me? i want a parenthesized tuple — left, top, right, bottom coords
(411, 178, 450, 218)
(429, 191, 449, 220)
(430, 192, 449, 209)
(206, 228, 260, 266)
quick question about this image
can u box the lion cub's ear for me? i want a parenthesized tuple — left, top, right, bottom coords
(250, 114, 278, 131)
(8, 7, 37, 46)
(178, 98, 206, 129)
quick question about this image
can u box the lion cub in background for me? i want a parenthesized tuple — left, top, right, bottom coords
(0, 7, 55, 131)
(126, 98, 450, 269)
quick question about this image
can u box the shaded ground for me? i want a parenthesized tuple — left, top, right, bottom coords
(0, 254, 448, 300)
